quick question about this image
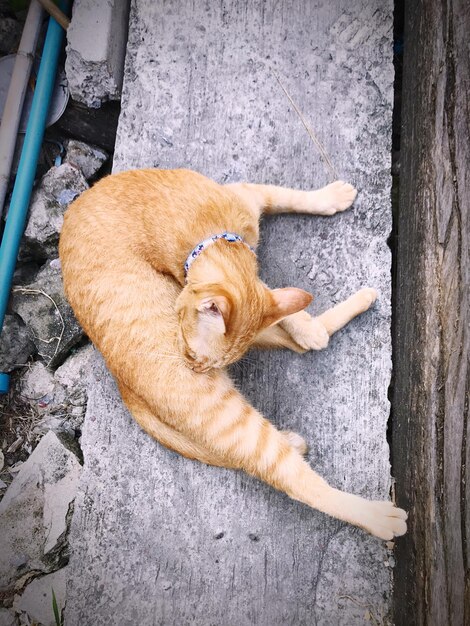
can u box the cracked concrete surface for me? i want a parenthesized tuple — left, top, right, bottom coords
(65, 1, 395, 623)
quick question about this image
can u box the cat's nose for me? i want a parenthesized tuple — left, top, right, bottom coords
(192, 358, 211, 373)
(183, 348, 209, 372)
(183, 347, 196, 361)
(183, 352, 198, 371)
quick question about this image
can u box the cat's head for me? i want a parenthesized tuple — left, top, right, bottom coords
(176, 245, 312, 372)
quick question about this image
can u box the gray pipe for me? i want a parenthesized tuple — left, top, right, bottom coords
(0, 0, 44, 218)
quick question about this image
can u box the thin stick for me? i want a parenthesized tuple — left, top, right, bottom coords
(12, 287, 65, 366)
(271, 68, 339, 181)
(36, 0, 70, 30)
(338, 595, 385, 626)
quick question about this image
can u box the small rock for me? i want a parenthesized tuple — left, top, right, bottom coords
(0, 431, 81, 592)
(19, 362, 57, 403)
(0, 18, 22, 54)
(49, 258, 62, 271)
(64, 139, 108, 179)
(13, 261, 41, 286)
(0, 314, 35, 372)
(0, 607, 17, 626)
(22, 164, 88, 260)
(8, 461, 23, 474)
(58, 189, 80, 205)
(32, 415, 68, 438)
(54, 344, 95, 429)
(13, 349, 94, 438)
(54, 344, 94, 390)
(11, 260, 84, 367)
(17, 363, 67, 433)
(14, 567, 66, 626)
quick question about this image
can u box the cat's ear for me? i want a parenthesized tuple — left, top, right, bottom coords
(197, 295, 231, 335)
(263, 288, 313, 327)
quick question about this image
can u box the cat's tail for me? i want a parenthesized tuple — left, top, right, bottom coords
(119, 381, 233, 468)
(120, 381, 308, 468)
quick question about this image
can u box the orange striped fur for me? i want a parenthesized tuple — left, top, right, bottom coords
(59, 168, 407, 540)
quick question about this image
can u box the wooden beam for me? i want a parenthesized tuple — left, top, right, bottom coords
(393, 0, 470, 623)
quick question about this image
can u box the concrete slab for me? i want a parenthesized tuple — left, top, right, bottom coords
(65, 1, 395, 624)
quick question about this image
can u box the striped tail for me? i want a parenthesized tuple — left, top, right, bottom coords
(130, 375, 407, 541)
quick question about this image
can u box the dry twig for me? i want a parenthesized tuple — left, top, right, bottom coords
(271, 68, 340, 181)
(12, 287, 65, 366)
(338, 594, 388, 626)
(37, 0, 70, 30)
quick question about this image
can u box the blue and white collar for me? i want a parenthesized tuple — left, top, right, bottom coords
(184, 231, 255, 280)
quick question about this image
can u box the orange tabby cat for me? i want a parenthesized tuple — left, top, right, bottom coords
(59, 168, 407, 540)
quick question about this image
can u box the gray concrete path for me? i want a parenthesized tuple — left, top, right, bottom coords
(65, 1, 395, 624)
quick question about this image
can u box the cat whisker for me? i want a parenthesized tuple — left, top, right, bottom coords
(238, 354, 261, 365)
(128, 350, 186, 362)
(229, 355, 259, 372)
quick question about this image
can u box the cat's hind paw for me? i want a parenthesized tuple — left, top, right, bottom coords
(313, 180, 358, 215)
(282, 430, 308, 456)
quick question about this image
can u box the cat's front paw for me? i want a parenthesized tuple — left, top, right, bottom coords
(354, 287, 378, 312)
(359, 500, 407, 540)
(313, 180, 358, 215)
(282, 312, 329, 351)
(296, 318, 330, 351)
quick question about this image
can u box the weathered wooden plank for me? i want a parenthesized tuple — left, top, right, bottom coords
(65, 1, 396, 624)
(393, 0, 470, 624)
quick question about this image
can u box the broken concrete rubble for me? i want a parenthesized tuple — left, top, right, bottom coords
(0, 11, 116, 623)
(66, 0, 130, 108)
(0, 314, 35, 373)
(12, 261, 41, 287)
(16, 362, 68, 436)
(13, 345, 94, 438)
(0, 608, 16, 626)
(0, 17, 22, 54)
(19, 362, 62, 405)
(64, 139, 108, 179)
(13, 568, 66, 626)
(54, 344, 94, 390)
(10, 259, 83, 367)
(53, 344, 94, 428)
(0, 431, 81, 596)
(22, 164, 88, 261)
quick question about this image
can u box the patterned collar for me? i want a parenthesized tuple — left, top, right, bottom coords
(184, 231, 255, 280)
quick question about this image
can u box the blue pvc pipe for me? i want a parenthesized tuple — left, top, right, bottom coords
(0, 1, 71, 393)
